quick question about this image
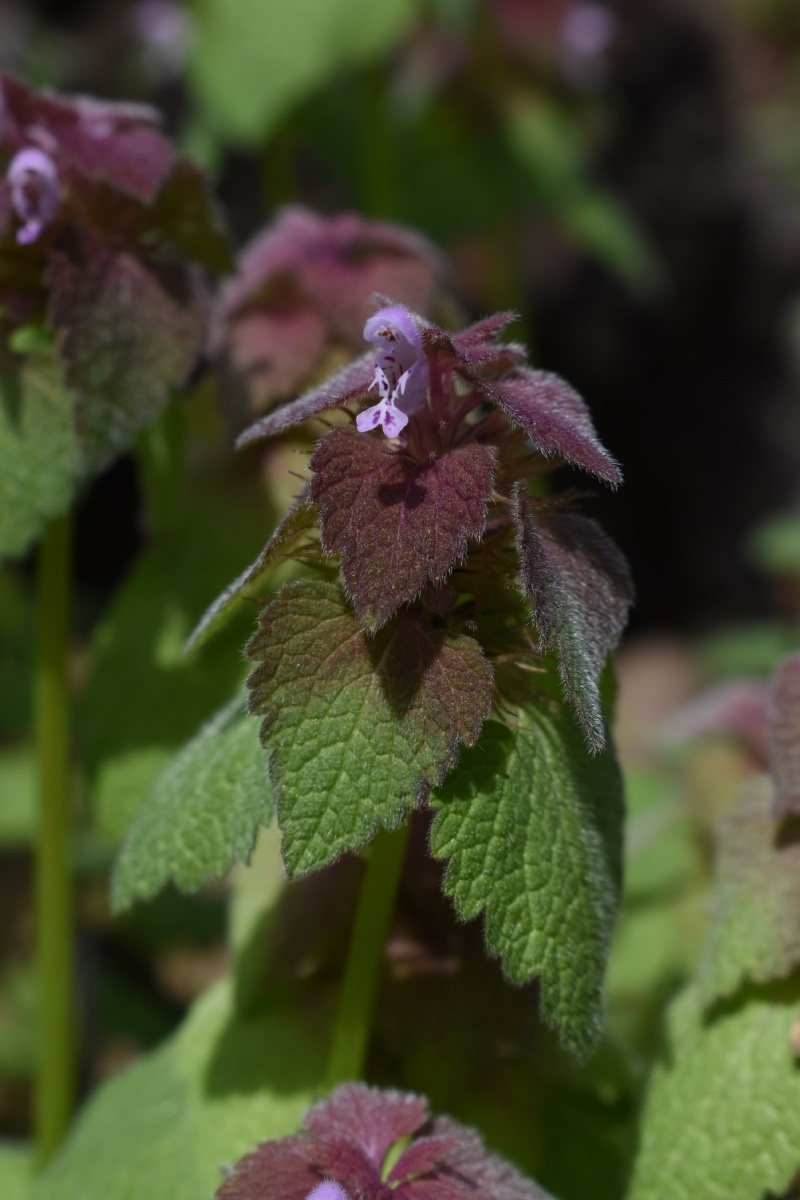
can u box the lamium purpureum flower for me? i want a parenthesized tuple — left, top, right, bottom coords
(6, 146, 60, 244)
(215, 1083, 554, 1200)
(356, 306, 429, 437)
(306, 1183, 350, 1200)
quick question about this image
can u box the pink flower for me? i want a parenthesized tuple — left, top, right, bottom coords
(356, 306, 429, 438)
(7, 146, 60, 244)
(306, 1184, 350, 1200)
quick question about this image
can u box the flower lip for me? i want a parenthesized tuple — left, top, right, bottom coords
(7, 146, 60, 245)
(357, 303, 429, 438)
(305, 1182, 351, 1200)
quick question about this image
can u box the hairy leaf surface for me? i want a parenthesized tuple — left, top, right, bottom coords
(0, 351, 80, 562)
(627, 981, 800, 1200)
(47, 227, 207, 473)
(246, 580, 492, 875)
(236, 351, 375, 447)
(112, 696, 270, 911)
(429, 705, 623, 1057)
(513, 487, 633, 750)
(490, 368, 622, 485)
(697, 778, 800, 1007)
(310, 427, 495, 630)
(218, 1083, 554, 1200)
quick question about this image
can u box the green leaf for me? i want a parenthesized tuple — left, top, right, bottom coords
(697, 779, 800, 1007)
(30, 978, 327, 1200)
(112, 696, 271, 911)
(190, 0, 418, 146)
(247, 579, 493, 876)
(0, 1144, 33, 1200)
(0, 351, 80, 563)
(626, 981, 800, 1200)
(428, 704, 624, 1057)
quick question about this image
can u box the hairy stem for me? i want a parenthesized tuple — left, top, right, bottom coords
(325, 821, 411, 1087)
(34, 512, 75, 1166)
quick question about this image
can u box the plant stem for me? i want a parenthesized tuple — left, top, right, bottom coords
(325, 821, 411, 1088)
(34, 511, 75, 1167)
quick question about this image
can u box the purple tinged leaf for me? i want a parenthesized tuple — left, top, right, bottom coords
(661, 678, 770, 764)
(6, 147, 60, 244)
(489, 368, 622, 485)
(246, 580, 493, 874)
(46, 225, 207, 473)
(769, 651, 800, 818)
(305, 1084, 428, 1165)
(236, 352, 375, 448)
(451, 311, 519, 348)
(309, 427, 496, 631)
(216, 1084, 554, 1200)
(513, 485, 633, 750)
(1, 75, 175, 203)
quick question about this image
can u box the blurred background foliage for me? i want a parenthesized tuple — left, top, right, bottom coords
(2, 0, 800, 1196)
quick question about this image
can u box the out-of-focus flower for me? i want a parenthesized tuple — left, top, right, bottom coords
(0, 73, 229, 472)
(7, 146, 60, 244)
(130, 0, 195, 83)
(211, 206, 445, 421)
(216, 1083, 554, 1200)
(661, 679, 771, 765)
(559, 3, 616, 90)
(488, 0, 616, 88)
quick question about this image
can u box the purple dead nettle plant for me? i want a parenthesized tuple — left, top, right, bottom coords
(220, 297, 632, 873)
(216, 1084, 554, 1200)
(0, 72, 229, 472)
(211, 206, 445, 422)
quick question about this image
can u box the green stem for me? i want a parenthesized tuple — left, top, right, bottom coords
(34, 512, 75, 1167)
(325, 821, 411, 1087)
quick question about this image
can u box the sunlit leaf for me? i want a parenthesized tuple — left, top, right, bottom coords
(247, 579, 492, 875)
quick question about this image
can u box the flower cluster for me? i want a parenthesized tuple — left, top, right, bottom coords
(0, 72, 228, 474)
(238, 301, 632, 752)
(212, 206, 444, 420)
(216, 1084, 553, 1200)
